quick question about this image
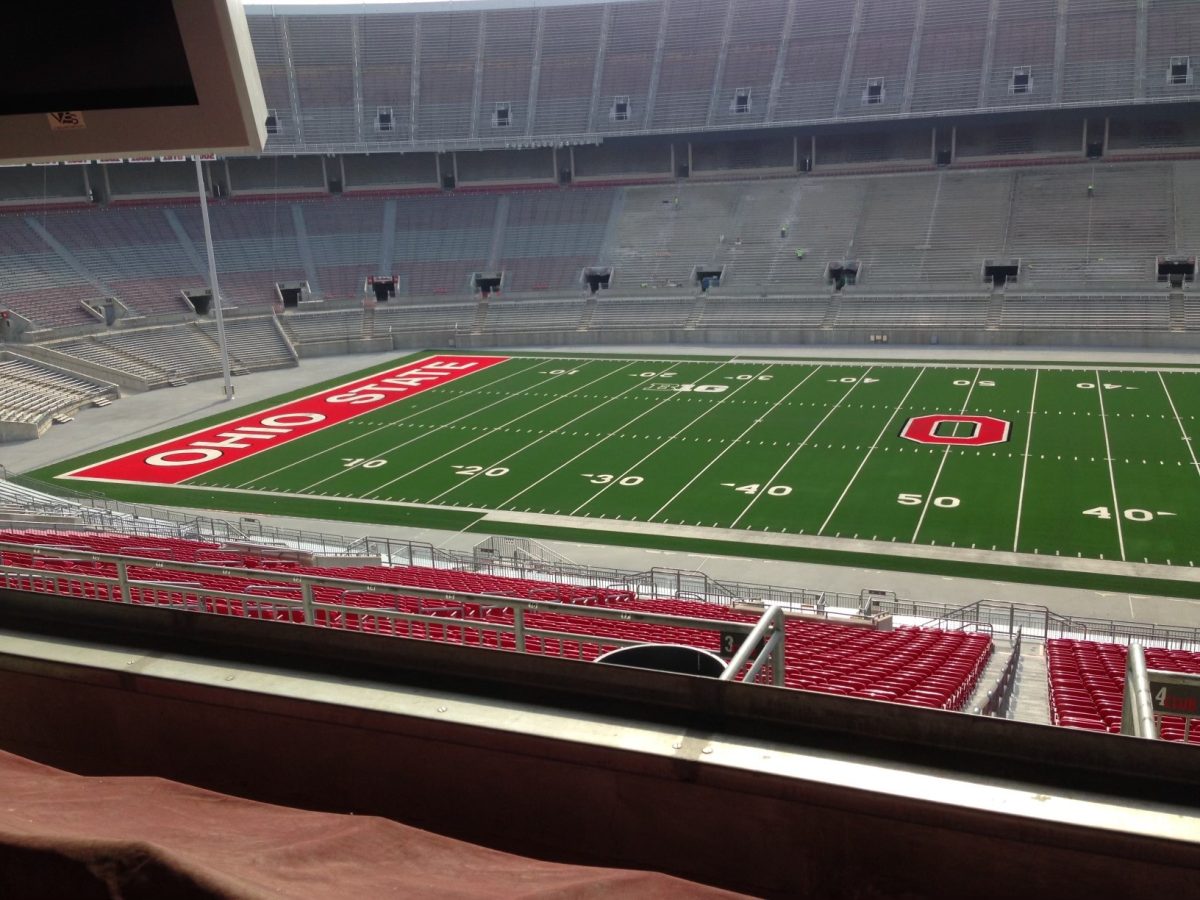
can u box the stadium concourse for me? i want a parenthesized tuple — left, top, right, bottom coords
(2, 0, 1200, 894)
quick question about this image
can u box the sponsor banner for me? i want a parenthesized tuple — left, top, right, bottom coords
(65, 354, 507, 486)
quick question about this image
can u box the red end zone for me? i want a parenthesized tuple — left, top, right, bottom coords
(63, 354, 508, 486)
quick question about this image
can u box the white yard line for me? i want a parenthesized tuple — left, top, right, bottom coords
(360, 361, 641, 498)
(730, 367, 875, 529)
(236, 356, 548, 489)
(1012, 369, 1039, 553)
(428, 361, 696, 503)
(817, 367, 926, 536)
(292, 358, 584, 495)
(1095, 368, 1127, 562)
(649, 365, 818, 521)
(495, 367, 703, 508)
(910, 368, 981, 544)
(567, 360, 760, 516)
(1157, 371, 1200, 476)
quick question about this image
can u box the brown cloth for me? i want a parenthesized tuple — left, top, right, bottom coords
(0, 750, 746, 899)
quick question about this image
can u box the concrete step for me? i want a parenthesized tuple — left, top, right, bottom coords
(965, 635, 1016, 712)
(1008, 640, 1052, 726)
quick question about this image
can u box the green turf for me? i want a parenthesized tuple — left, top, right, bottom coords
(36, 352, 1200, 593)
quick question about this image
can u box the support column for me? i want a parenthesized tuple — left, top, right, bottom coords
(705, 0, 738, 125)
(642, 0, 672, 128)
(766, 0, 798, 122)
(586, 5, 613, 133)
(469, 13, 487, 140)
(410, 15, 422, 142)
(350, 16, 364, 143)
(901, 0, 929, 114)
(833, 0, 866, 118)
(525, 9, 546, 136)
(977, 0, 1002, 107)
(1051, 0, 1069, 104)
(194, 157, 234, 401)
(279, 18, 304, 145)
(1134, 0, 1149, 100)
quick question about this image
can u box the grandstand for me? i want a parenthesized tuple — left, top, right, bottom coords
(1, 0, 1199, 895)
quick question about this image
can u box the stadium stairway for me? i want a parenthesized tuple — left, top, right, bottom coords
(1011, 642, 1053, 726)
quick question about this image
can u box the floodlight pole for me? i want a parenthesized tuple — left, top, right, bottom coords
(195, 156, 234, 401)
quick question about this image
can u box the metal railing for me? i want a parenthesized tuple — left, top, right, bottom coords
(3, 476, 1200, 651)
(883, 596, 1200, 651)
(0, 543, 770, 680)
(973, 628, 1022, 718)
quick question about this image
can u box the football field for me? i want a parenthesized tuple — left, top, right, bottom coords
(53, 351, 1200, 570)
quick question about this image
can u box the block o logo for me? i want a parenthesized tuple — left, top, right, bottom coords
(901, 414, 1011, 446)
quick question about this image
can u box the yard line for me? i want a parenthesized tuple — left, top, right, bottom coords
(291, 357, 584, 495)
(495, 364, 706, 508)
(649, 364, 817, 520)
(567, 360, 756, 516)
(910, 368, 981, 544)
(730, 367, 875, 529)
(361, 361, 640, 498)
(817, 367, 926, 536)
(235, 356, 548, 488)
(1157, 371, 1200, 476)
(1095, 368, 1127, 562)
(1011, 369, 1040, 552)
(427, 361, 701, 503)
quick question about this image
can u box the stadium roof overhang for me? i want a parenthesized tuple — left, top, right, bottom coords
(244, 0, 642, 15)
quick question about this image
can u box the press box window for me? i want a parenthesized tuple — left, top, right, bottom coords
(862, 78, 884, 106)
(1169, 56, 1192, 86)
(1010, 66, 1032, 95)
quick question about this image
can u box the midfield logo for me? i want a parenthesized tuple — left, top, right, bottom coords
(901, 414, 1011, 447)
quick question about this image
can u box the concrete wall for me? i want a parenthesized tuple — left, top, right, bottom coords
(0, 419, 45, 442)
(0, 592, 1196, 898)
(379, 325, 1200, 354)
(14, 343, 150, 392)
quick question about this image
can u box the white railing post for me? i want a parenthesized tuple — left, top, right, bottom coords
(513, 605, 526, 653)
(771, 607, 786, 686)
(1121, 643, 1159, 739)
(720, 605, 782, 683)
(117, 560, 130, 604)
(301, 581, 315, 625)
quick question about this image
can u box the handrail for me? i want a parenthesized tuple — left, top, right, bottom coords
(0, 546, 764, 636)
(0, 560, 771, 672)
(919, 598, 984, 630)
(1121, 644, 1160, 739)
(719, 605, 785, 687)
(3, 477, 1200, 651)
(973, 628, 1023, 718)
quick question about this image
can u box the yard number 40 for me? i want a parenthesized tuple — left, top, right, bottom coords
(1083, 506, 1163, 522)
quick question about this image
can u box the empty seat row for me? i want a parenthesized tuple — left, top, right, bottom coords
(1047, 639, 1200, 743)
(0, 530, 991, 710)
